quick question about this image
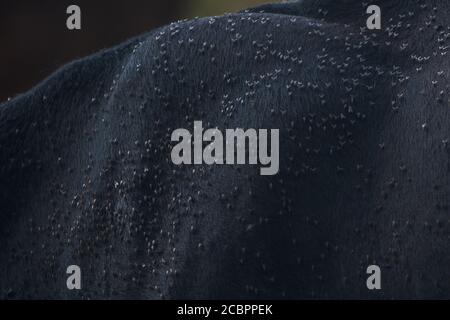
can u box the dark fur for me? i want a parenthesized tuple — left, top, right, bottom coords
(0, 0, 449, 299)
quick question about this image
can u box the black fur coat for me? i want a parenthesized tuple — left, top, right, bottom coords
(0, 0, 449, 299)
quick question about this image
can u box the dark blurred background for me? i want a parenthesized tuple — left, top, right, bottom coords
(0, 0, 276, 102)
